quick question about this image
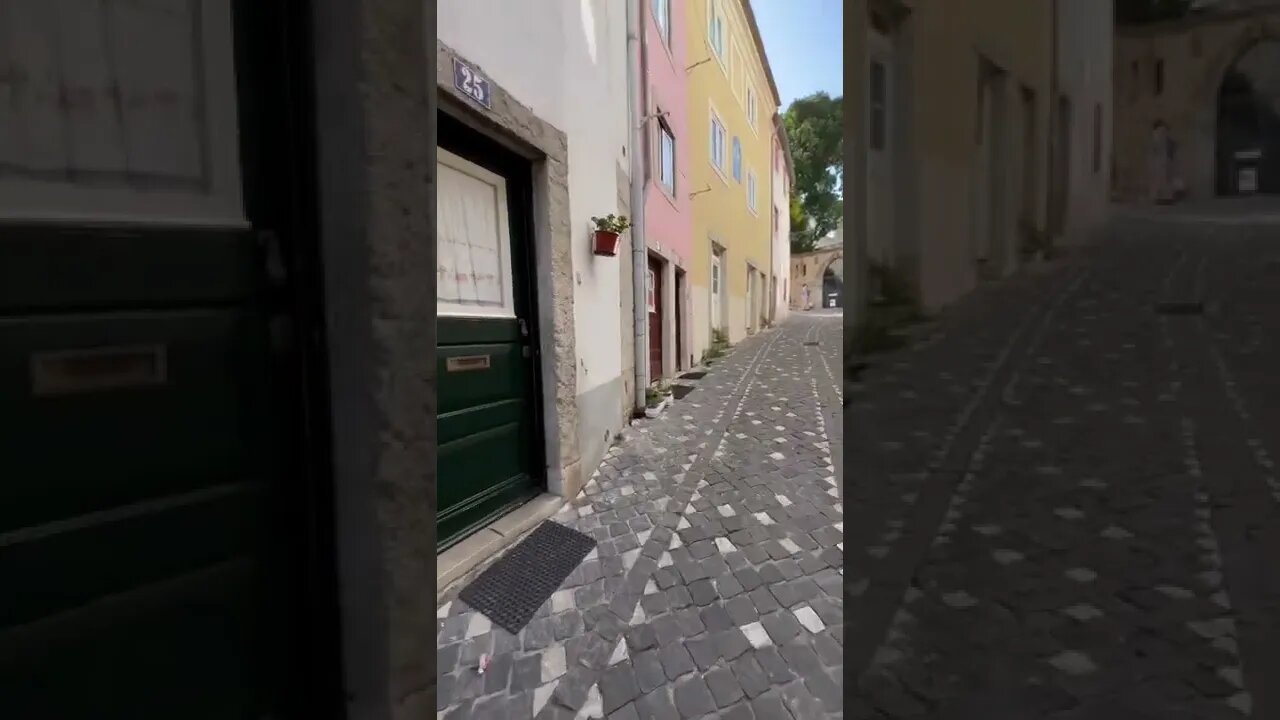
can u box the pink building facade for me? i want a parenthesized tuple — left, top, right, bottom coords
(642, 0, 692, 377)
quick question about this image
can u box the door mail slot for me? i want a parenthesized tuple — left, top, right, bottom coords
(446, 354, 491, 373)
(30, 344, 168, 396)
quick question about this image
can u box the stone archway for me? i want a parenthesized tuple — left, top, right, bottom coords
(1213, 39, 1280, 195)
(1187, 22, 1280, 198)
(1114, 9, 1280, 201)
(820, 253, 844, 309)
(790, 248, 842, 309)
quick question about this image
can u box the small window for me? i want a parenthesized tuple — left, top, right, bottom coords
(732, 137, 742, 182)
(709, 1, 725, 59)
(659, 119, 676, 194)
(1154, 59, 1164, 95)
(652, 0, 670, 47)
(747, 170, 758, 213)
(1092, 103, 1102, 174)
(869, 60, 887, 151)
(746, 86, 757, 127)
(710, 113, 726, 171)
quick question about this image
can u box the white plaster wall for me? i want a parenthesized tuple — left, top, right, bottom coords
(1058, 0, 1113, 240)
(771, 170, 791, 323)
(438, 0, 630, 397)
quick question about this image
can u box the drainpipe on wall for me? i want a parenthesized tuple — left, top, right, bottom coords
(627, 0, 649, 412)
(1047, 0, 1062, 245)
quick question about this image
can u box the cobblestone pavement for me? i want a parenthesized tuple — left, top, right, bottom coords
(436, 313, 843, 719)
(848, 210, 1280, 719)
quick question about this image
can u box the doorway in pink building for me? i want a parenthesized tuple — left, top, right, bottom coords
(647, 254, 664, 382)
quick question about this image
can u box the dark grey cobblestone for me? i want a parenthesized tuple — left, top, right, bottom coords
(849, 212, 1280, 718)
(437, 316, 843, 717)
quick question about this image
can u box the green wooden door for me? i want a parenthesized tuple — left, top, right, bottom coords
(0, 1, 328, 716)
(0, 229, 294, 718)
(436, 132, 543, 551)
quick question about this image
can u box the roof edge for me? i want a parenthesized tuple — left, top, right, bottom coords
(772, 113, 796, 185)
(741, 0, 783, 109)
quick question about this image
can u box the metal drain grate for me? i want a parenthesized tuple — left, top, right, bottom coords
(804, 341, 820, 346)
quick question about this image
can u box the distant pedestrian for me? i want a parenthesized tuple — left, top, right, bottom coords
(801, 284, 811, 310)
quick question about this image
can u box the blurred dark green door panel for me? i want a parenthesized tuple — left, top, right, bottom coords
(0, 228, 294, 718)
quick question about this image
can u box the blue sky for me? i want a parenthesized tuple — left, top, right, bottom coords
(752, 0, 843, 111)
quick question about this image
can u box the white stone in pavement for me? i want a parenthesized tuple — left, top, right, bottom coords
(793, 605, 826, 633)
(551, 589, 575, 613)
(779, 538, 801, 555)
(991, 549, 1024, 565)
(465, 612, 491, 639)
(1227, 692, 1253, 715)
(437, 601, 451, 619)
(533, 681, 558, 716)
(755, 512, 775, 525)
(776, 494, 793, 507)
(941, 591, 978, 609)
(717, 504, 736, 517)
(1100, 525, 1133, 540)
(542, 645, 567, 683)
(715, 537, 738, 554)
(741, 622, 772, 648)
(1155, 585, 1194, 599)
(1047, 651, 1097, 676)
(574, 684, 603, 719)
(1064, 567, 1098, 583)
(609, 639, 628, 665)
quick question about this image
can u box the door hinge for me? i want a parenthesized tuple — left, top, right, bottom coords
(518, 318, 529, 337)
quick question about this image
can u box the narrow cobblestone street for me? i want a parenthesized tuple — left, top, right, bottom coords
(437, 314, 844, 719)
(848, 208, 1280, 719)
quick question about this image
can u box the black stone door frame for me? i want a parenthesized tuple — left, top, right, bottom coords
(232, 0, 345, 714)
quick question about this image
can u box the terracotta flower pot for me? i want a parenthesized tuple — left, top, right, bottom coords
(592, 229, 621, 256)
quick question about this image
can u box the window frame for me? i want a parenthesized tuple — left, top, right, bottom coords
(658, 116, 677, 195)
(708, 0, 726, 62)
(747, 168, 758, 214)
(652, 0, 671, 48)
(732, 136, 742, 182)
(710, 108, 727, 177)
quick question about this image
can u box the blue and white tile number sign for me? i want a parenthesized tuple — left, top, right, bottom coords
(452, 58, 492, 110)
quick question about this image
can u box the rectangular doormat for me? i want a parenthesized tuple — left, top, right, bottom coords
(458, 520, 597, 635)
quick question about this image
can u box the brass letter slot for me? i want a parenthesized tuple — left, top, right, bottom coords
(446, 354, 491, 372)
(31, 344, 168, 396)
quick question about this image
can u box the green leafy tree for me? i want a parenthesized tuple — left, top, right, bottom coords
(788, 196, 816, 253)
(1115, 0, 1192, 25)
(783, 92, 843, 253)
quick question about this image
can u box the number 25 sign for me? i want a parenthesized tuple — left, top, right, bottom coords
(452, 58, 492, 110)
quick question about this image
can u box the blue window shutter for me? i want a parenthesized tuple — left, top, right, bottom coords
(732, 138, 742, 182)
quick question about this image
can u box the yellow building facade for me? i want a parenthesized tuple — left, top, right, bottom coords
(686, 0, 781, 362)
